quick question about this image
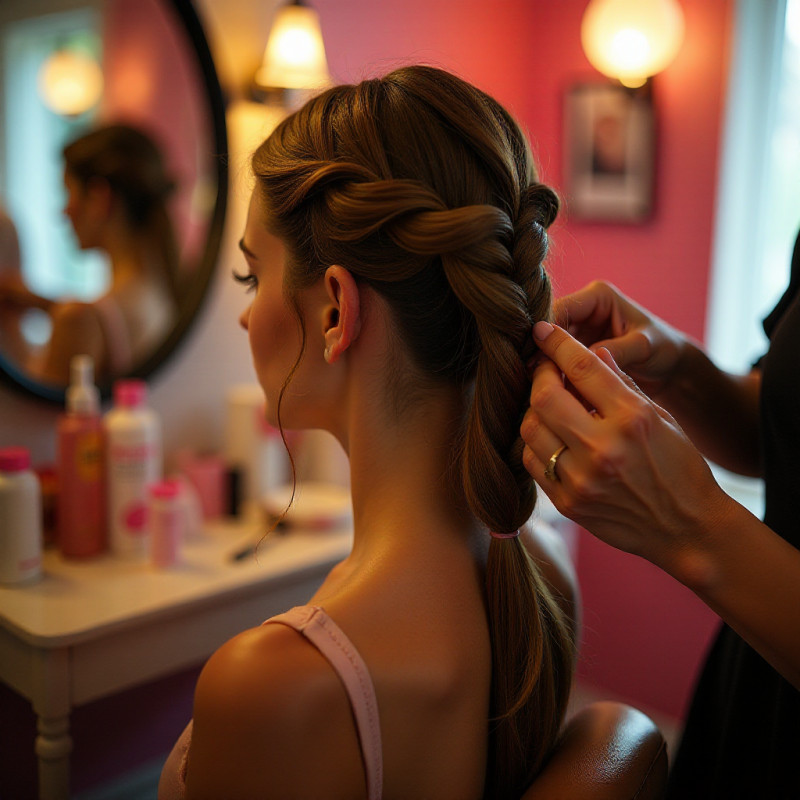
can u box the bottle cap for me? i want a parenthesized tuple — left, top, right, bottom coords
(150, 478, 181, 500)
(114, 379, 147, 408)
(0, 446, 31, 472)
(66, 355, 100, 415)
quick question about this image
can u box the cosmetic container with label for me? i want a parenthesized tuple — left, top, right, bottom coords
(0, 447, 42, 585)
(105, 380, 162, 558)
(57, 355, 106, 557)
(148, 479, 183, 569)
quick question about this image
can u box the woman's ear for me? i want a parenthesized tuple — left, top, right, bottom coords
(322, 266, 361, 363)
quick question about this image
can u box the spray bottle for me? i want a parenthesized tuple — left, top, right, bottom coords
(56, 355, 106, 557)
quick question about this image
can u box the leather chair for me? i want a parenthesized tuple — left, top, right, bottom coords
(521, 701, 669, 799)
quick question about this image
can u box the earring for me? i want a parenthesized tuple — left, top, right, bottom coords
(323, 345, 332, 363)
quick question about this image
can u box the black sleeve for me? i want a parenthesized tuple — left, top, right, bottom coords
(752, 227, 800, 370)
(763, 228, 800, 339)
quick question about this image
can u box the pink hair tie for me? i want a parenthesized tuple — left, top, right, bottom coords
(490, 529, 520, 540)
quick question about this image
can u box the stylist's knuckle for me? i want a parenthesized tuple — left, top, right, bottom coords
(530, 384, 559, 413)
(566, 350, 597, 381)
(588, 446, 624, 479)
(522, 445, 536, 474)
(617, 400, 654, 441)
(569, 472, 601, 505)
(520, 411, 540, 442)
(587, 279, 614, 299)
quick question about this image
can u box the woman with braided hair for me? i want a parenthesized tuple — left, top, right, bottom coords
(0, 124, 180, 384)
(159, 65, 576, 800)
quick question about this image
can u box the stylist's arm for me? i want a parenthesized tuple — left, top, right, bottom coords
(521, 321, 800, 690)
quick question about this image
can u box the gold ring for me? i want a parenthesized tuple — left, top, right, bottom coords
(544, 444, 568, 482)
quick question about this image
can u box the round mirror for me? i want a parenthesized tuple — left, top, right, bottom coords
(0, 0, 227, 403)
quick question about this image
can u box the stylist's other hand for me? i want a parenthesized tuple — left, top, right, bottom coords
(522, 322, 732, 570)
(555, 281, 685, 399)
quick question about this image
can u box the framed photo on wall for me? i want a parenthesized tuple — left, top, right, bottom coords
(564, 82, 655, 222)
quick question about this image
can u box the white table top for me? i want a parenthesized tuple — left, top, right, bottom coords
(0, 518, 353, 648)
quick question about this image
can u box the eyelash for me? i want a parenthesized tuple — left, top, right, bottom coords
(232, 269, 258, 293)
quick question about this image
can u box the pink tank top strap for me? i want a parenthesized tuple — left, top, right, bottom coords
(266, 605, 383, 800)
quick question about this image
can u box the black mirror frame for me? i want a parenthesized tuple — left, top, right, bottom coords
(0, 0, 228, 406)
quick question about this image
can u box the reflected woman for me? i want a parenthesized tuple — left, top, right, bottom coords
(0, 124, 180, 384)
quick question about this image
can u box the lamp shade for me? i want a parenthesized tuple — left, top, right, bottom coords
(255, 2, 329, 90)
(581, 0, 685, 87)
(38, 49, 103, 116)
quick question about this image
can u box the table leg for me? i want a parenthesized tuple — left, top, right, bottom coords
(31, 647, 72, 800)
(35, 713, 72, 800)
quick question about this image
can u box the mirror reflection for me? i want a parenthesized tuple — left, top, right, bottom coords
(2, 124, 181, 384)
(0, 0, 227, 400)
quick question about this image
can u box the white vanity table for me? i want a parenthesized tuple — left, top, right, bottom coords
(0, 519, 353, 800)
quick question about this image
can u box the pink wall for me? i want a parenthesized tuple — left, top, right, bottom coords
(317, 0, 732, 341)
(315, 0, 734, 719)
(101, 0, 213, 265)
(2, 4, 735, 794)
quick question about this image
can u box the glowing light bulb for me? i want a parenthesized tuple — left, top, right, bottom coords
(255, 3, 329, 91)
(581, 0, 685, 87)
(38, 49, 103, 116)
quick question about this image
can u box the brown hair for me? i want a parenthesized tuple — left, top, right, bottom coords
(63, 124, 180, 302)
(252, 65, 574, 798)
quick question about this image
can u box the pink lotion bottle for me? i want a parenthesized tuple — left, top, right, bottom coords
(57, 355, 107, 557)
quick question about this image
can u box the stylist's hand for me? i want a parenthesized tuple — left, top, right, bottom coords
(522, 322, 732, 568)
(555, 281, 685, 399)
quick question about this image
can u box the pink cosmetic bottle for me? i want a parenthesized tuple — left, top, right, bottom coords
(57, 355, 106, 558)
(148, 479, 184, 569)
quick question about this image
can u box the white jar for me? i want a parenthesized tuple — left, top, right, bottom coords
(105, 380, 162, 558)
(0, 447, 42, 585)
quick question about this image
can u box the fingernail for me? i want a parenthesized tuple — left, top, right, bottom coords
(533, 321, 554, 341)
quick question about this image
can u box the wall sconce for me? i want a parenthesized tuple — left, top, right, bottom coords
(254, 0, 329, 99)
(581, 0, 685, 88)
(38, 47, 104, 116)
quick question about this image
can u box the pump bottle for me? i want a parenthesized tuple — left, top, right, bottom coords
(105, 379, 162, 558)
(57, 355, 106, 557)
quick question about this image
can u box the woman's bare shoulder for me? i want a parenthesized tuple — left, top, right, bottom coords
(38, 301, 104, 383)
(184, 622, 367, 799)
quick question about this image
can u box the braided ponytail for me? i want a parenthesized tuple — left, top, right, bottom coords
(480, 185, 574, 798)
(253, 65, 575, 798)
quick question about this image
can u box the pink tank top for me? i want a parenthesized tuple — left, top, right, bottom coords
(157, 606, 383, 800)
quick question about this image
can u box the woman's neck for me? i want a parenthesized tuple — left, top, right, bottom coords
(100, 216, 164, 287)
(343, 379, 482, 562)
(312, 285, 484, 568)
